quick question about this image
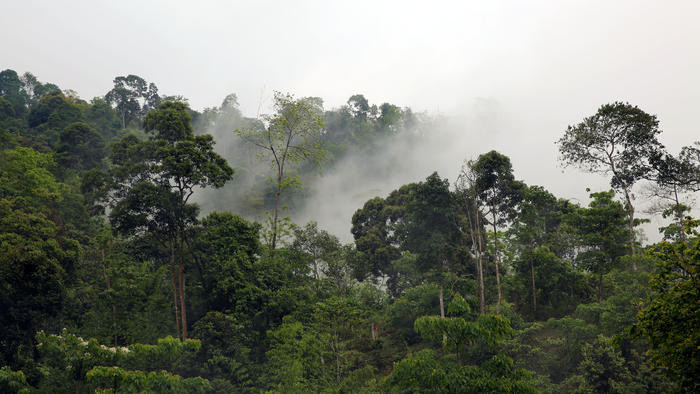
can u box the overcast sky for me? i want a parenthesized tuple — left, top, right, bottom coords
(3, 0, 699, 240)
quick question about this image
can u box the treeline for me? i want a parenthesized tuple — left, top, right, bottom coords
(0, 68, 698, 393)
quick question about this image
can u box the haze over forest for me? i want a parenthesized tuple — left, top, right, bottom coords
(1, 1, 698, 393)
(5, 1, 699, 241)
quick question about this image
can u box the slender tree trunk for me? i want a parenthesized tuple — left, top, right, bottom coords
(530, 256, 537, 317)
(169, 240, 181, 339)
(179, 237, 187, 339)
(473, 199, 486, 315)
(598, 271, 604, 302)
(439, 285, 445, 319)
(622, 187, 637, 271)
(439, 284, 447, 345)
(271, 170, 282, 251)
(491, 216, 502, 313)
(672, 185, 688, 242)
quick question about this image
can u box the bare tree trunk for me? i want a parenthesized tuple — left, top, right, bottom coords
(530, 256, 536, 317)
(179, 237, 187, 339)
(622, 187, 637, 271)
(439, 285, 445, 319)
(672, 185, 688, 242)
(439, 284, 447, 345)
(170, 240, 181, 339)
(473, 200, 486, 315)
(492, 217, 502, 313)
(271, 171, 282, 251)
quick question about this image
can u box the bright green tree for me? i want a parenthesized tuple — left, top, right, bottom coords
(635, 221, 699, 391)
(236, 92, 326, 250)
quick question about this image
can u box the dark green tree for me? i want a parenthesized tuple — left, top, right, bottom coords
(56, 122, 105, 172)
(105, 75, 160, 128)
(108, 101, 233, 339)
(565, 190, 629, 301)
(635, 222, 699, 391)
(558, 102, 664, 260)
(471, 151, 524, 311)
(403, 172, 461, 319)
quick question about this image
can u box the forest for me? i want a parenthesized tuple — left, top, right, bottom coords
(0, 68, 698, 393)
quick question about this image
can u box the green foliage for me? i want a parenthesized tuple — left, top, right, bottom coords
(635, 223, 699, 391)
(557, 101, 663, 192)
(565, 190, 629, 300)
(36, 330, 205, 392)
(56, 121, 105, 172)
(236, 91, 326, 250)
(511, 247, 589, 319)
(0, 366, 30, 394)
(87, 366, 211, 393)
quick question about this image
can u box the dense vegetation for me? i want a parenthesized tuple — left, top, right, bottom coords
(0, 68, 698, 393)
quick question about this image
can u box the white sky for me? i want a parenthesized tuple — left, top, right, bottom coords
(3, 0, 699, 240)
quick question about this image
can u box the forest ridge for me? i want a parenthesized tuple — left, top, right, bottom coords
(0, 70, 698, 393)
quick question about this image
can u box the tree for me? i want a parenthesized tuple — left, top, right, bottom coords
(236, 92, 326, 250)
(509, 185, 576, 315)
(0, 148, 78, 364)
(565, 191, 629, 301)
(557, 102, 664, 261)
(645, 143, 700, 241)
(471, 151, 524, 311)
(0, 69, 28, 117)
(403, 172, 461, 320)
(105, 75, 161, 129)
(384, 296, 537, 393)
(635, 222, 699, 391)
(455, 161, 487, 314)
(108, 101, 233, 339)
(55, 122, 105, 172)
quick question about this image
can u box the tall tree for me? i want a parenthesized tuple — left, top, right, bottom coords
(635, 222, 699, 391)
(455, 161, 487, 314)
(403, 172, 461, 320)
(55, 122, 105, 172)
(108, 101, 233, 339)
(509, 185, 575, 315)
(565, 190, 629, 301)
(105, 75, 161, 129)
(471, 151, 524, 311)
(557, 102, 664, 261)
(236, 92, 325, 250)
(645, 143, 700, 241)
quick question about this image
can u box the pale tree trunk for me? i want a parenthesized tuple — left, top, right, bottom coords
(170, 240, 181, 339)
(472, 199, 486, 315)
(491, 215, 502, 313)
(439, 284, 447, 345)
(271, 172, 281, 250)
(530, 256, 537, 317)
(672, 185, 688, 242)
(179, 237, 187, 339)
(622, 187, 637, 271)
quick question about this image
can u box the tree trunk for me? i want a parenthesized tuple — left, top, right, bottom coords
(169, 240, 181, 339)
(530, 256, 537, 318)
(492, 216, 502, 313)
(673, 185, 687, 242)
(439, 285, 445, 319)
(271, 171, 282, 251)
(439, 284, 447, 345)
(473, 199, 486, 315)
(179, 237, 187, 339)
(622, 187, 637, 271)
(598, 271, 604, 302)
